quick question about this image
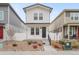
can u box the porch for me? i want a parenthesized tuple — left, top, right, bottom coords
(63, 24, 79, 40)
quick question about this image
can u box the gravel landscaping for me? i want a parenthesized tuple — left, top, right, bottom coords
(0, 40, 44, 51)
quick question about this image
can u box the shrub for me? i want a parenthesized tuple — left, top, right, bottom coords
(27, 40, 32, 45)
(32, 45, 38, 49)
(53, 43, 62, 49)
(59, 40, 65, 45)
(71, 40, 79, 48)
(38, 43, 42, 46)
(51, 40, 63, 49)
(12, 44, 17, 47)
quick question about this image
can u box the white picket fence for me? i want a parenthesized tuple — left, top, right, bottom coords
(49, 32, 62, 40)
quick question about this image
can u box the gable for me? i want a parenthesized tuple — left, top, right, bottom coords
(23, 4, 52, 13)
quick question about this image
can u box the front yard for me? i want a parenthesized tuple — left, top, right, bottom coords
(0, 40, 44, 51)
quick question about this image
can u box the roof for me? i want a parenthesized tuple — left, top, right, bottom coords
(9, 4, 25, 24)
(51, 9, 79, 24)
(0, 3, 25, 24)
(23, 3, 53, 13)
(64, 9, 79, 12)
(0, 3, 9, 6)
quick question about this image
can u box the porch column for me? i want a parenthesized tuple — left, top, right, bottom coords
(62, 26, 63, 39)
(77, 26, 78, 39)
(68, 25, 70, 40)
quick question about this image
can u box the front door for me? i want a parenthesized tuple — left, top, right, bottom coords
(42, 27, 46, 38)
(0, 26, 3, 39)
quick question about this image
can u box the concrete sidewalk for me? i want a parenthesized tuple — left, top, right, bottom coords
(0, 50, 79, 55)
(0, 46, 79, 55)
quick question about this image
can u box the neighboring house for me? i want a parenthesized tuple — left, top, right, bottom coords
(23, 4, 52, 40)
(0, 3, 25, 41)
(49, 9, 79, 40)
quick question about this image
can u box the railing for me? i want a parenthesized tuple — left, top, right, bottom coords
(48, 34, 51, 45)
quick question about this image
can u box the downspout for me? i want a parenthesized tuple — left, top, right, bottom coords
(48, 11, 51, 45)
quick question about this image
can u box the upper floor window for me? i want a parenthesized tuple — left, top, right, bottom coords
(0, 11, 4, 20)
(70, 13, 79, 20)
(34, 13, 38, 20)
(39, 13, 43, 20)
(71, 16, 73, 20)
(31, 27, 34, 35)
(75, 16, 78, 20)
(66, 12, 70, 17)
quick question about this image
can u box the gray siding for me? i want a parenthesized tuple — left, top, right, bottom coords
(0, 5, 8, 24)
(9, 6, 22, 28)
(0, 4, 25, 32)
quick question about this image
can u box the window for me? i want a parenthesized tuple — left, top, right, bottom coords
(75, 16, 78, 20)
(71, 16, 73, 20)
(34, 13, 38, 20)
(70, 27, 73, 36)
(36, 28, 39, 35)
(0, 11, 4, 20)
(70, 13, 79, 20)
(39, 13, 43, 20)
(66, 12, 70, 17)
(31, 28, 34, 35)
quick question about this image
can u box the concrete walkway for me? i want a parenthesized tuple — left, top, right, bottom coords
(44, 46, 56, 51)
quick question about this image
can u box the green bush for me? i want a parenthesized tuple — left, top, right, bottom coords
(27, 40, 32, 45)
(59, 40, 65, 45)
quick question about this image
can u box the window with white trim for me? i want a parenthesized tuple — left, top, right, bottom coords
(70, 13, 79, 20)
(0, 11, 4, 20)
(39, 13, 43, 20)
(36, 28, 39, 35)
(34, 13, 38, 20)
(66, 12, 70, 17)
(31, 27, 34, 35)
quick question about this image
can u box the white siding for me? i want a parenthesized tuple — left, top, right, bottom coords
(25, 5, 51, 39)
(26, 7, 50, 23)
(26, 26, 49, 40)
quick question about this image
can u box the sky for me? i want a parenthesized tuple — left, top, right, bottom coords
(10, 3, 79, 23)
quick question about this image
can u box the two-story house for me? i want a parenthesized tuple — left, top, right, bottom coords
(23, 4, 52, 40)
(0, 3, 25, 41)
(49, 9, 79, 40)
